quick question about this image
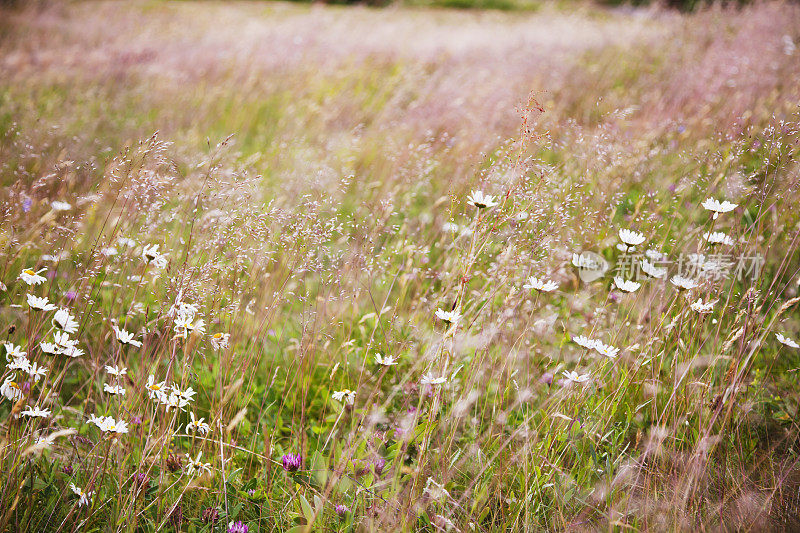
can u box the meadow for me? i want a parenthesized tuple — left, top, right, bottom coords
(1, 0, 800, 531)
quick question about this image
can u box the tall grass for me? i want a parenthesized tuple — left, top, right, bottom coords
(1, 1, 800, 531)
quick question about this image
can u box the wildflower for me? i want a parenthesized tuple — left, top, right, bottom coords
(690, 298, 716, 314)
(374, 353, 398, 366)
(523, 276, 559, 292)
(157, 390, 190, 411)
(435, 308, 461, 325)
(101, 246, 118, 257)
(51, 201, 72, 211)
(19, 268, 47, 286)
(645, 249, 667, 261)
(701, 198, 738, 219)
(572, 335, 597, 350)
(374, 456, 386, 475)
(89, 415, 128, 435)
(594, 341, 620, 359)
(142, 244, 168, 268)
(776, 333, 799, 348)
(111, 325, 142, 347)
(210, 332, 229, 350)
(187, 412, 210, 435)
(618, 229, 646, 251)
(53, 308, 79, 334)
(335, 505, 350, 518)
(26, 294, 57, 312)
(177, 386, 197, 402)
(7, 353, 31, 373)
(466, 190, 499, 210)
(561, 370, 590, 384)
(641, 259, 667, 279)
(145, 375, 166, 399)
(21, 405, 51, 418)
(332, 389, 356, 405)
(186, 452, 212, 476)
(613, 277, 641, 293)
(103, 383, 127, 396)
(28, 361, 47, 382)
(1, 378, 22, 401)
(118, 237, 136, 248)
(4, 343, 27, 361)
(174, 315, 206, 339)
(70, 484, 92, 507)
(40, 342, 60, 355)
(670, 275, 699, 291)
(228, 521, 249, 533)
(421, 373, 447, 386)
(61, 344, 84, 358)
(703, 231, 735, 246)
(281, 453, 302, 472)
(104, 365, 128, 377)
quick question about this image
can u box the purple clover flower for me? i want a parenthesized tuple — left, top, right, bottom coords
(335, 504, 350, 518)
(281, 453, 302, 472)
(227, 521, 249, 533)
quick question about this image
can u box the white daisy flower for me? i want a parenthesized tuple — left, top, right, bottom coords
(145, 375, 166, 399)
(40, 342, 61, 355)
(53, 308, 79, 334)
(103, 383, 126, 396)
(776, 333, 799, 348)
(641, 259, 667, 279)
(523, 276, 559, 293)
(210, 332, 230, 350)
(374, 353, 398, 366)
(19, 268, 47, 286)
(466, 190, 499, 210)
(594, 341, 620, 359)
(26, 294, 57, 312)
(613, 277, 641, 293)
(173, 315, 205, 339)
(421, 373, 447, 386)
(70, 483, 92, 507)
(701, 198, 738, 219)
(703, 231, 735, 246)
(187, 412, 210, 435)
(142, 244, 168, 269)
(561, 370, 591, 384)
(21, 405, 51, 418)
(104, 365, 128, 377)
(645, 249, 667, 261)
(4, 343, 27, 361)
(89, 415, 128, 435)
(118, 237, 136, 248)
(332, 389, 356, 405)
(51, 201, 72, 212)
(572, 335, 597, 350)
(112, 325, 142, 347)
(618, 229, 646, 250)
(690, 298, 716, 314)
(435, 308, 461, 325)
(1, 378, 22, 401)
(7, 354, 31, 373)
(101, 246, 118, 257)
(61, 344, 84, 358)
(27, 362, 47, 382)
(670, 275, 699, 291)
(186, 452, 212, 476)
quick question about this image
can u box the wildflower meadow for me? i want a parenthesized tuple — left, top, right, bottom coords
(1, 0, 800, 531)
